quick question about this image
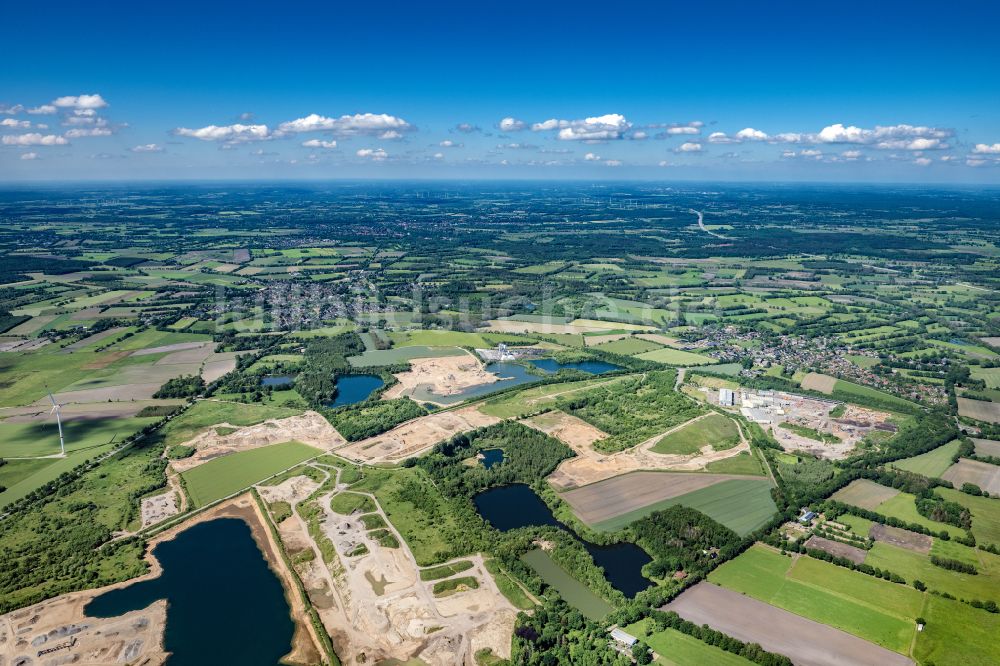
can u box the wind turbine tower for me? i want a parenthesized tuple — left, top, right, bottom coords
(48, 391, 66, 457)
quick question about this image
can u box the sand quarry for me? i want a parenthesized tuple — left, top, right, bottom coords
(268, 467, 516, 665)
(381, 354, 499, 401)
(336, 406, 499, 464)
(534, 410, 750, 490)
(169, 410, 342, 472)
(0, 594, 167, 666)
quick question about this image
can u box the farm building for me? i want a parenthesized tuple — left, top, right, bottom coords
(610, 628, 638, 647)
(719, 388, 735, 406)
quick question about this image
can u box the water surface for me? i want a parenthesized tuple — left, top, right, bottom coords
(479, 448, 505, 469)
(261, 375, 294, 387)
(85, 518, 294, 666)
(529, 359, 621, 375)
(326, 374, 385, 407)
(473, 483, 652, 597)
(408, 362, 540, 405)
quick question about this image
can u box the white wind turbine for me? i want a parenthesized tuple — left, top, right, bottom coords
(47, 390, 66, 457)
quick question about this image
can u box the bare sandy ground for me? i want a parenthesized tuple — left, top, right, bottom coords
(958, 397, 1000, 424)
(800, 372, 838, 394)
(664, 582, 914, 666)
(169, 411, 342, 472)
(973, 438, 1000, 458)
(635, 333, 681, 346)
(804, 535, 867, 564)
(0, 594, 167, 666)
(382, 354, 499, 400)
(314, 485, 516, 665)
(337, 406, 499, 464)
(830, 479, 901, 510)
(521, 410, 608, 449)
(583, 333, 630, 346)
(942, 458, 1000, 495)
(870, 523, 932, 554)
(43, 382, 167, 404)
(561, 471, 766, 525)
(546, 413, 750, 490)
(201, 355, 238, 383)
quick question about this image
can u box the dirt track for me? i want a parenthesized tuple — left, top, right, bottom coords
(544, 412, 750, 490)
(664, 582, 914, 666)
(336, 406, 499, 463)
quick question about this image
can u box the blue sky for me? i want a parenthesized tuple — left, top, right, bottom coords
(3, 0, 1000, 182)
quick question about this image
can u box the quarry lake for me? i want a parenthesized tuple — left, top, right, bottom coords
(326, 374, 385, 407)
(529, 359, 621, 375)
(85, 518, 294, 665)
(473, 483, 652, 598)
(261, 375, 294, 387)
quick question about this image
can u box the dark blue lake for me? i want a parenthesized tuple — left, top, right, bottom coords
(472, 483, 652, 597)
(326, 374, 385, 407)
(529, 359, 621, 374)
(85, 518, 294, 665)
(261, 375, 294, 387)
(479, 448, 505, 469)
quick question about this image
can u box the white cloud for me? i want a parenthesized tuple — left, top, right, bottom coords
(173, 123, 270, 142)
(2, 133, 68, 146)
(584, 152, 601, 161)
(455, 123, 480, 133)
(708, 131, 739, 144)
(875, 137, 944, 151)
(379, 130, 404, 140)
(131, 143, 164, 153)
(52, 94, 108, 110)
(0, 104, 24, 115)
(604, 159, 623, 166)
(64, 127, 113, 138)
(530, 114, 631, 141)
(356, 147, 388, 161)
(27, 104, 56, 115)
(841, 150, 863, 159)
(631, 131, 648, 140)
(433, 152, 444, 160)
(20, 152, 39, 160)
(972, 143, 1000, 155)
(277, 113, 412, 136)
(816, 123, 951, 148)
(914, 157, 932, 166)
(0, 119, 30, 129)
(678, 142, 703, 152)
(439, 139, 461, 147)
(665, 126, 700, 135)
(735, 127, 768, 141)
(302, 139, 337, 149)
(498, 117, 527, 132)
(967, 159, 988, 167)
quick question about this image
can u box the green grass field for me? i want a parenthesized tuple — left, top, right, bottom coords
(832, 379, 920, 412)
(591, 337, 663, 355)
(594, 478, 776, 535)
(914, 593, 1000, 665)
(651, 414, 740, 455)
(0, 416, 159, 458)
(329, 492, 377, 515)
(623, 619, 754, 666)
(865, 539, 1000, 602)
(937, 487, 1000, 545)
(181, 441, 319, 508)
(875, 492, 966, 538)
(703, 450, 765, 476)
(636, 347, 715, 366)
(891, 439, 961, 478)
(389, 329, 489, 347)
(709, 545, 921, 654)
(161, 400, 301, 448)
(347, 345, 467, 367)
(479, 375, 630, 419)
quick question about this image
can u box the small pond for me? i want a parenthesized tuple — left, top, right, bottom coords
(478, 448, 506, 469)
(261, 375, 294, 387)
(529, 359, 621, 375)
(85, 518, 295, 665)
(326, 374, 385, 408)
(473, 483, 652, 598)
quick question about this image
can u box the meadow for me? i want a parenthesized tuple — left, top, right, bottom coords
(651, 413, 740, 455)
(891, 439, 962, 478)
(181, 441, 319, 508)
